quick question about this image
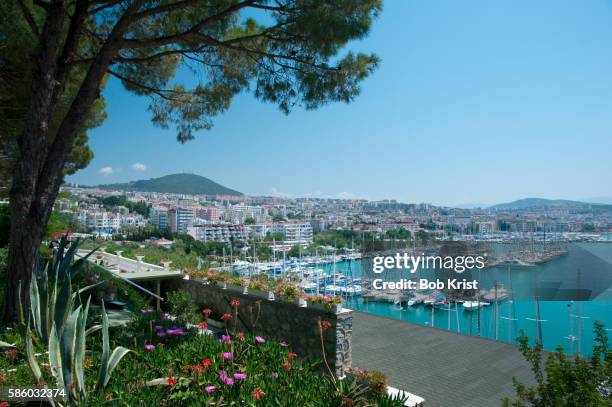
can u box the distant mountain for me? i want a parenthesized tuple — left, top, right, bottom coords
(488, 197, 612, 212)
(584, 196, 612, 205)
(96, 173, 242, 196)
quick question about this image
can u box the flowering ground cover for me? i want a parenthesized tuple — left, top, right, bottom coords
(1, 305, 406, 406)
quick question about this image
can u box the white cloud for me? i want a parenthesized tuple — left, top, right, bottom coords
(131, 162, 146, 171)
(98, 166, 114, 175)
(271, 187, 291, 198)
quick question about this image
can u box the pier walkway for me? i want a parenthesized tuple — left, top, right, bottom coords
(351, 311, 536, 407)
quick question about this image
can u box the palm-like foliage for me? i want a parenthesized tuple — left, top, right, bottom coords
(23, 238, 131, 405)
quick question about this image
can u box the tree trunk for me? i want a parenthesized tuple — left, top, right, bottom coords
(2, 212, 45, 323)
(1, 168, 61, 323)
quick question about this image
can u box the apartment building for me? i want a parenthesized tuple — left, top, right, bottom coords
(168, 207, 193, 234)
(249, 222, 313, 245)
(187, 224, 248, 242)
(149, 206, 169, 230)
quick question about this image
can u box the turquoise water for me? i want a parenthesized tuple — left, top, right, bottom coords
(321, 243, 612, 355)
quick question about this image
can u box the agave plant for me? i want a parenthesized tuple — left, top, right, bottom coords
(23, 237, 100, 343)
(24, 238, 131, 404)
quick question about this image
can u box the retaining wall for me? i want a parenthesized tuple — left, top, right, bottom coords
(162, 279, 353, 376)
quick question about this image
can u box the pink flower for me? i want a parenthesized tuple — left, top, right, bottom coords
(220, 335, 231, 343)
(233, 373, 247, 380)
(280, 341, 289, 347)
(222, 352, 232, 360)
(218, 370, 228, 379)
(144, 344, 155, 351)
(224, 378, 234, 386)
(255, 336, 265, 343)
(166, 327, 187, 336)
(205, 385, 216, 393)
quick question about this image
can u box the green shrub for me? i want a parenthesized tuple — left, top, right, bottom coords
(503, 321, 612, 406)
(166, 289, 198, 325)
(351, 368, 389, 398)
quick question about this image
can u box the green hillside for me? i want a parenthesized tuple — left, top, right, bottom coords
(96, 173, 242, 195)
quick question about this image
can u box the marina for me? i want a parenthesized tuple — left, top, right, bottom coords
(224, 241, 612, 354)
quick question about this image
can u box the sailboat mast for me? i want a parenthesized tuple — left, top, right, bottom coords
(494, 281, 499, 340)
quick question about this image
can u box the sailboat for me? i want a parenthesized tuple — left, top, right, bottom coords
(462, 300, 490, 310)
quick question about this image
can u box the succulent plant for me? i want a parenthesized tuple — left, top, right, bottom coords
(24, 238, 131, 404)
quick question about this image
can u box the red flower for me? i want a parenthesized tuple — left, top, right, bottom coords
(167, 377, 176, 386)
(0, 401, 9, 407)
(192, 364, 203, 373)
(202, 358, 212, 367)
(321, 320, 331, 330)
(252, 388, 265, 400)
(282, 361, 291, 371)
(237, 332, 245, 341)
(198, 321, 208, 330)
(230, 298, 240, 307)
(0, 374, 4, 383)
(220, 313, 231, 321)
(342, 397, 356, 406)
(202, 308, 212, 316)
(287, 352, 297, 359)
(6, 349, 17, 359)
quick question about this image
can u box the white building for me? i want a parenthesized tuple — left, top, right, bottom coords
(249, 222, 313, 245)
(187, 224, 247, 243)
(224, 204, 268, 224)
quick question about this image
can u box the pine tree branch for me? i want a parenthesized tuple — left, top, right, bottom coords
(16, 0, 41, 38)
(106, 69, 185, 101)
(120, 0, 257, 49)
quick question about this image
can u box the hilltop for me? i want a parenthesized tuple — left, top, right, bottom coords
(488, 197, 612, 212)
(95, 173, 242, 196)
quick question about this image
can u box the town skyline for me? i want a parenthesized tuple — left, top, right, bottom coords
(71, 172, 612, 208)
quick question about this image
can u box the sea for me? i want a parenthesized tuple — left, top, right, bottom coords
(320, 242, 612, 355)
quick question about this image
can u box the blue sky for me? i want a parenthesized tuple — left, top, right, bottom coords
(68, 0, 612, 206)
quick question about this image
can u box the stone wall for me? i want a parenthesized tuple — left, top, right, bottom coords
(162, 279, 353, 376)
